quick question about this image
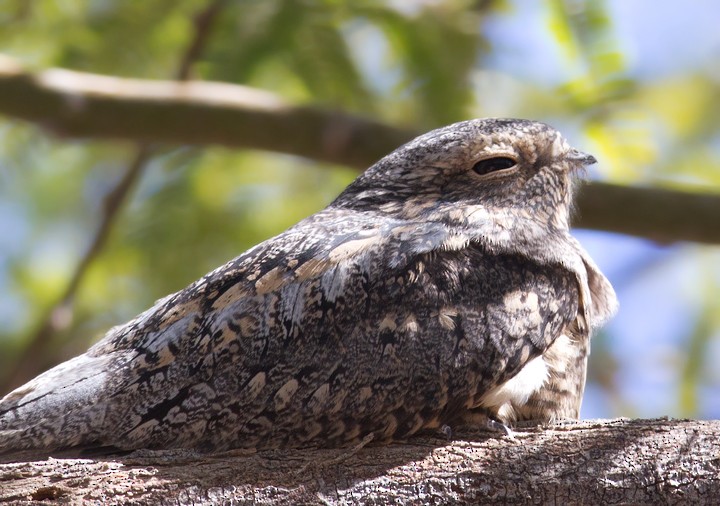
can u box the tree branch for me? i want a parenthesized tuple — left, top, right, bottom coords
(0, 54, 414, 169)
(0, 55, 718, 244)
(1, 419, 717, 505)
(574, 182, 720, 244)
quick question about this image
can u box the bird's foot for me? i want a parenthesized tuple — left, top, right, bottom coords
(439, 424, 453, 440)
(486, 418, 515, 439)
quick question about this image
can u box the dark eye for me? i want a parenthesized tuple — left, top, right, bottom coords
(472, 157, 517, 175)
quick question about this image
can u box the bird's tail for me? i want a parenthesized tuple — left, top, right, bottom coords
(0, 352, 117, 456)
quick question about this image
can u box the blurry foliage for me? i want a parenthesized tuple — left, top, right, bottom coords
(0, 0, 718, 417)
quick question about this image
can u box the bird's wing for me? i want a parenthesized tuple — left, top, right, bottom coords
(0, 209, 590, 454)
(0, 209, 450, 453)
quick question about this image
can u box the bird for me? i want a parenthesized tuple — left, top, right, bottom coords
(0, 118, 617, 456)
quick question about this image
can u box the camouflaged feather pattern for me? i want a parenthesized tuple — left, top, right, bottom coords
(0, 118, 617, 454)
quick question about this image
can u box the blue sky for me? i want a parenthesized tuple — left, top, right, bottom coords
(484, 0, 720, 83)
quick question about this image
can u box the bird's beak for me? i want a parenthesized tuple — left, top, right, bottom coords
(566, 149, 597, 166)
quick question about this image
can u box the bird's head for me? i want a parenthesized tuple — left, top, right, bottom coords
(333, 118, 596, 244)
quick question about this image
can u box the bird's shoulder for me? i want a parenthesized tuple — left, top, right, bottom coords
(89, 208, 450, 354)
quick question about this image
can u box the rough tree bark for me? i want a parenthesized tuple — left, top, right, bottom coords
(0, 54, 719, 245)
(1, 418, 718, 505)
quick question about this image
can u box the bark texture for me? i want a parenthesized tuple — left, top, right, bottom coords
(0, 418, 718, 505)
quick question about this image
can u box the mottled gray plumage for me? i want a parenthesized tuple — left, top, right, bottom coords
(0, 118, 617, 455)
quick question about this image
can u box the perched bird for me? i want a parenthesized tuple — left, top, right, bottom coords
(0, 118, 617, 456)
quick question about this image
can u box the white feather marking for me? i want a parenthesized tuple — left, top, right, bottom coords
(480, 355, 549, 411)
(279, 282, 306, 324)
(321, 264, 349, 302)
(441, 234, 469, 251)
(550, 132, 569, 158)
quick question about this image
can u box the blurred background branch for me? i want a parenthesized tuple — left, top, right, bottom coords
(0, 57, 718, 247)
(0, 56, 415, 170)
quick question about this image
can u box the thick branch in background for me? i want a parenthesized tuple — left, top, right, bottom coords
(575, 182, 720, 244)
(0, 54, 412, 170)
(0, 55, 718, 244)
(1, 419, 718, 505)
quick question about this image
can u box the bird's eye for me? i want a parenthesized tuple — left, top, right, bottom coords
(471, 157, 517, 175)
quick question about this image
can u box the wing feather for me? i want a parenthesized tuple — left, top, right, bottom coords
(1, 209, 582, 454)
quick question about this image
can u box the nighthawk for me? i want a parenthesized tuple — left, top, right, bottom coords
(0, 118, 617, 455)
